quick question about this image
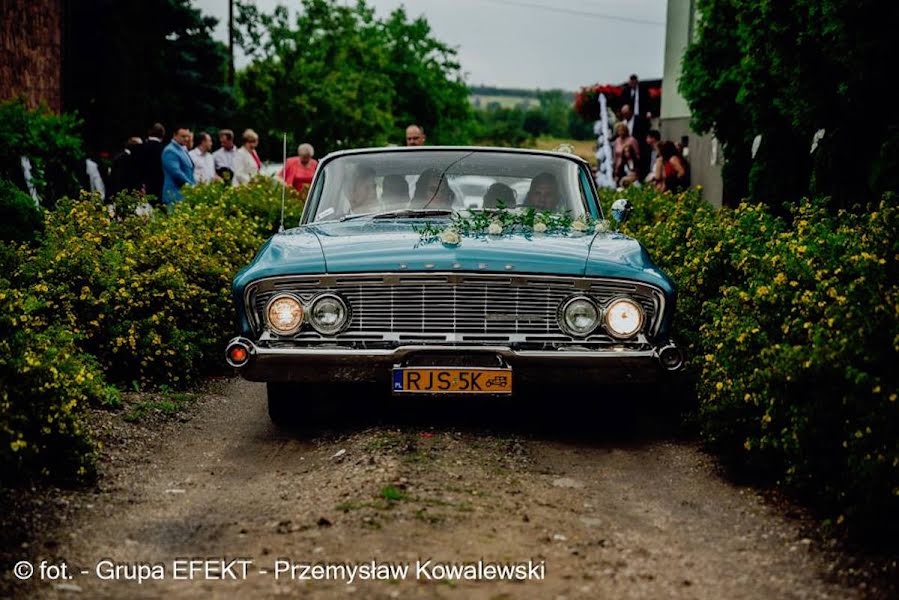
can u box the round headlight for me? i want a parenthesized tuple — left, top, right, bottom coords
(559, 296, 600, 337)
(265, 293, 304, 335)
(308, 294, 349, 335)
(604, 297, 644, 339)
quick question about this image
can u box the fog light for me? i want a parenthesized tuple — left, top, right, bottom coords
(659, 344, 684, 371)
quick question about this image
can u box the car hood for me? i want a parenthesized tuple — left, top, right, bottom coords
(310, 220, 603, 275)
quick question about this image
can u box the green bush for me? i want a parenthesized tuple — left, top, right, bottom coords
(182, 177, 307, 237)
(15, 192, 265, 387)
(0, 277, 118, 482)
(0, 178, 42, 242)
(601, 186, 898, 541)
(0, 99, 85, 206)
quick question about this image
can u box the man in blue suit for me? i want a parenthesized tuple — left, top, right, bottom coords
(161, 126, 195, 206)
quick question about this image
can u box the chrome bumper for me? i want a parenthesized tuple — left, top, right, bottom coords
(226, 338, 683, 384)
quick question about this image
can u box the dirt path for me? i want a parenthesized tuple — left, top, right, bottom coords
(3, 379, 877, 599)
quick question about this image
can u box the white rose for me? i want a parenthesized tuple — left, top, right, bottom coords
(439, 228, 461, 245)
(594, 219, 611, 233)
(571, 219, 587, 232)
(487, 221, 503, 235)
(533, 222, 548, 233)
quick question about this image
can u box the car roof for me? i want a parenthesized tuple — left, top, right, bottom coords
(320, 145, 590, 166)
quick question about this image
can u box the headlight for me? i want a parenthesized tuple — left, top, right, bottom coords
(308, 293, 349, 335)
(559, 296, 600, 337)
(265, 293, 304, 335)
(604, 297, 644, 339)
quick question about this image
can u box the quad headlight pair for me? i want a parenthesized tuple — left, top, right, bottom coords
(265, 293, 349, 336)
(559, 296, 644, 339)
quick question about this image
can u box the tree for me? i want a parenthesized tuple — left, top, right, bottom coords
(680, 0, 899, 209)
(234, 0, 474, 155)
(381, 7, 473, 145)
(63, 0, 234, 153)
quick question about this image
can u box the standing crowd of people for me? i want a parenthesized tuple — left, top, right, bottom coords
(605, 74, 691, 193)
(99, 123, 319, 208)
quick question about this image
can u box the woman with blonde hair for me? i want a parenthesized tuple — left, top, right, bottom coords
(233, 128, 261, 185)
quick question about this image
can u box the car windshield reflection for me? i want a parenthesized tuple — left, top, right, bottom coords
(308, 150, 591, 223)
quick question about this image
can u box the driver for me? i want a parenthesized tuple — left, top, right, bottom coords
(524, 172, 561, 211)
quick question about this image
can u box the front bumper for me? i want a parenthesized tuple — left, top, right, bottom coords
(225, 338, 684, 385)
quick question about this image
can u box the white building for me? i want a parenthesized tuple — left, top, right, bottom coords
(661, 0, 724, 207)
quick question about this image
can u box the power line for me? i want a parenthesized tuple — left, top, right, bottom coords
(477, 0, 666, 26)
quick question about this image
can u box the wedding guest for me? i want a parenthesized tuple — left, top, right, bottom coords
(278, 143, 317, 192)
(189, 131, 217, 184)
(612, 122, 640, 178)
(136, 122, 165, 202)
(108, 136, 142, 196)
(213, 129, 237, 184)
(405, 124, 426, 146)
(161, 126, 195, 205)
(622, 74, 650, 121)
(233, 129, 261, 186)
(644, 129, 661, 183)
(616, 143, 640, 187)
(655, 141, 690, 193)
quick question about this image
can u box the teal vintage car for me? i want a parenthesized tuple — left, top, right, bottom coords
(226, 147, 683, 424)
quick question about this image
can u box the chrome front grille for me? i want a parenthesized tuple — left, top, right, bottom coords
(246, 273, 663, 344)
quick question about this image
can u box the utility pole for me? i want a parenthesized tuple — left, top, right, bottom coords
(228, 0, 235, 87)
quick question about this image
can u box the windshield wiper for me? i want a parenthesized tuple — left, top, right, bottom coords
(338, 212, 377, 222)
(371, 209, 453, 219)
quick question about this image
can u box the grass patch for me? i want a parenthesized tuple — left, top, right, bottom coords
(123, 392, 196, 423)
(380, 485, 407, 502)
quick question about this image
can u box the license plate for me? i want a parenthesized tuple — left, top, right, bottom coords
(392, 368, 512, 394)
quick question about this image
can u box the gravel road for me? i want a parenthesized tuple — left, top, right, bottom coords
(1, 378, 885, 599)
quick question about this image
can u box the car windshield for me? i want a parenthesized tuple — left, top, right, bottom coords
(306, 150, 593, 223)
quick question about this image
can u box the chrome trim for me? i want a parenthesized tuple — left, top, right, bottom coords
(603, 296, 646, 340)
(264, 293, 305, 336)
(244, 272, 666, 340)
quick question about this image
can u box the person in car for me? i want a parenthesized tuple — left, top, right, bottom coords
(412, 168, 455, 210)
(381, 174, 410, 210)
(524, 172, 561, 211)
(343, 165, 380, 215)
(483, 182, 516, 209)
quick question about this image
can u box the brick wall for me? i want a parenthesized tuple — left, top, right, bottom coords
(0, 0, 62, 112)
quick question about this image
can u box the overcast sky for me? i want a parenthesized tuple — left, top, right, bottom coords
(192, 0, 667, 90)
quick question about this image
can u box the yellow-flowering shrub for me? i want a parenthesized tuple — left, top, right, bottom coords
(2, 181, 304, 479)
(601, 187, 898, 541)
(0, 275, 119, 480)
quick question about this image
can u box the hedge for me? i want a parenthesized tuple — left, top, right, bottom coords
(1, 178, 304, 481)
(601, 186, 898, 541)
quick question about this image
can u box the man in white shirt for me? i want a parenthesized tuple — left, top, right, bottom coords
(213, 128, 237, 185)
(189, 131, 217, 184)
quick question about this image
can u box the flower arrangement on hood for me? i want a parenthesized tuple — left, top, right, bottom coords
(415, 203, 612, 246)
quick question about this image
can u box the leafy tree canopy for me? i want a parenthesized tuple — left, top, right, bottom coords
(680, 0, 899, 209)
(64, 0, 234, 153)
(234, 0, 472, 155)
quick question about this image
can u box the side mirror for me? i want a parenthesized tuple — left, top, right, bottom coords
(611, 198, 632, 225)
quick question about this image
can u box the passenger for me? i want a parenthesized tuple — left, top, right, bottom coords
(412, 168, 455, 210)
(524, 172, 561, 211)
(381, 174, 410, 209)
(482, 182, 516, 209)
(344, 165, 379, 215)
